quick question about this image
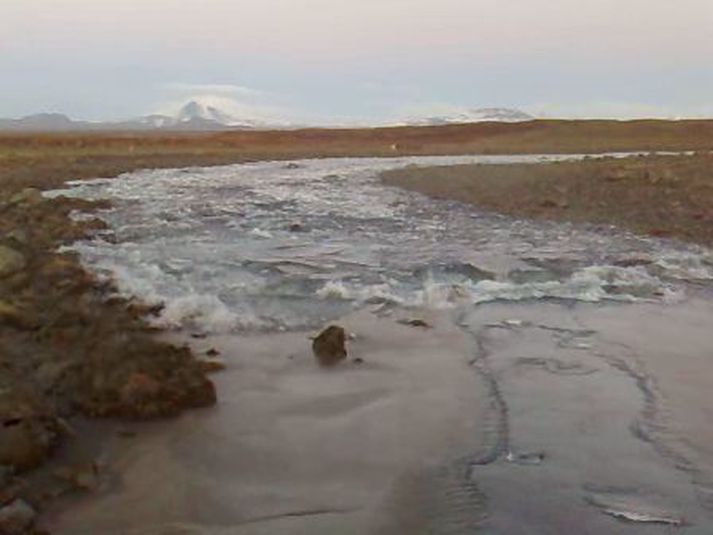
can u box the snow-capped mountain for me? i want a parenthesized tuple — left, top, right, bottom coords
(135, 100, 270, 130)
(401, 107, 534, 126)
(175, 100, 235, 125)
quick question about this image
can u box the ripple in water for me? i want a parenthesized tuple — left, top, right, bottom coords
(51, 154, 713, 333)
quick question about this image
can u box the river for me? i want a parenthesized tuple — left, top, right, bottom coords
(42, 155, 713, 533)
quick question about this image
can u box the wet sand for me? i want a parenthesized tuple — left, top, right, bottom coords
(40, 296, 713, 533)
(40, 309, 489, 534)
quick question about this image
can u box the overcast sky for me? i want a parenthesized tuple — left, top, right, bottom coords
(2, 0, 712, 122)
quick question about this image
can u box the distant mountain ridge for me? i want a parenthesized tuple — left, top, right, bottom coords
(400, 107, 534, 126)
(0, 103, 535, 131)
(0, 100, 276, 132)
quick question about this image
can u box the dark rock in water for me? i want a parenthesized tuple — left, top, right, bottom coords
(287, 221, 308, 232)
(0, 499, 36, 535)
(284, 162, 301, 170)
(414, 263, 495, 283)
(353, 357, 364, 365)
(312, 325, 347, 366)
(613, 257, 654, 268)
(397, 318, 432, 328)
(206, 348, 220, 357)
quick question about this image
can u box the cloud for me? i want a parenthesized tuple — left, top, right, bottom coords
(162, 83, 265, 98)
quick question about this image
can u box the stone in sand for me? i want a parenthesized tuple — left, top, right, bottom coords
(312, 325, 347, 366)
(0, 392, 59, 472)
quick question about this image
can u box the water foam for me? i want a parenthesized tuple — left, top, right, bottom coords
(52, 154, 712, 333)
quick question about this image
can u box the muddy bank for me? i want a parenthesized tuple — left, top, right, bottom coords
(381, 153, 713, 246)
(0, 193, 216, 529)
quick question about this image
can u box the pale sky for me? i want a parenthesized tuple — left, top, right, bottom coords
(2, 0, 712, 122)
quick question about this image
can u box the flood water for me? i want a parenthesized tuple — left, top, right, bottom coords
(46, 155, 713, 534)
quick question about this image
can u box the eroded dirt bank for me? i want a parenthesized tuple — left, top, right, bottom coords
(0, 194, 217, 533)
(382, 153, 713, 246)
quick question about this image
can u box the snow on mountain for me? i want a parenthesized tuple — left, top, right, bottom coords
(401, 107, 534, 126)
(168, 99, 274, 129)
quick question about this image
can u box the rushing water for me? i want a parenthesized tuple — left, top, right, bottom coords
(52, 154, 712, 334)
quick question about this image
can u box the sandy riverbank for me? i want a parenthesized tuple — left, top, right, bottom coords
(37, 296, 713, 533)
(381, 152, 713, 247)
(40, 309, 490, 534)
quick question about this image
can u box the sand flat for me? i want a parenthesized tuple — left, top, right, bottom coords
(42, 309, 488, 534)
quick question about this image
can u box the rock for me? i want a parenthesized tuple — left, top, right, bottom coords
(0, 500, 36, 535)
(9, 188, 43, 206)
(0, 246, 25, 279)
(353, 357, 364, 365)
(0, 393, 58, 472)
(53, 462, 100, 491)
(199, 359, 226, 373)
(312, 325, 347, 366)
(613, 257, 654, 268)
(284, 162, 301, 170)
(287, 221, 307, 232)
(205, 348, 220, 357)
(397, 318, 431, 328)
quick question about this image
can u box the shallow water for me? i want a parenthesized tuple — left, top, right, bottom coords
(52, 154, 712, 333)
(46, 155, 713, 533)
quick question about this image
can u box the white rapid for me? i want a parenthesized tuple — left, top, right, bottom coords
(51, 154, 712, 334)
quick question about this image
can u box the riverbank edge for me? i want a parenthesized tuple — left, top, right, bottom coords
(0, 155, 270, 533)
(381, 152, 713, 248)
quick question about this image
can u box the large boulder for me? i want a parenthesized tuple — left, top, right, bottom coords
(312, 325, 347, 366)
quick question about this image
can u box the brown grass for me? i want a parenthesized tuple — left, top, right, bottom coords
(2, 119, 713, 194)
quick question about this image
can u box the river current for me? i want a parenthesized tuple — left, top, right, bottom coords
(52, 154, 712, 334)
